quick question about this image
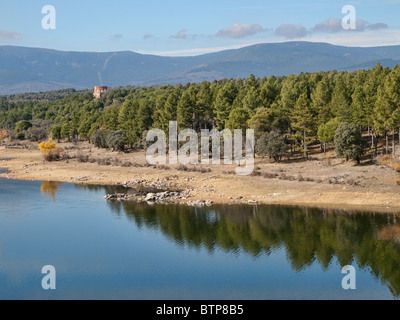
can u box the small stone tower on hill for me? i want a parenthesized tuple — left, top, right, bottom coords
(93, 86, 108, 99)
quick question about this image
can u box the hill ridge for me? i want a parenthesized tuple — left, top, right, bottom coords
(1, 41, 400, 94)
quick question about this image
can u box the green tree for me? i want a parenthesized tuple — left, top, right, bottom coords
(290, 93, 315, 159)
(318, 118, 340, 155)
(91, 129, 108, 148)
(177, 89, 196, 129)
(331, 76, 352, 120)
(14, 120, 32, 139)
(159, 89, 180, 131)
(374, 66, 400, 156)
(102, 106, 119, 131)
(350, 87, 367, 126)
(60, 122, 72, 141)
(105, 130, 126, 151)
(225, 108, 250, 131)
(118, 100, 139, 147)
(196, 82, 213, 130)
(311, 77, 332, 127)
(335, 123, 368, 164)
(259, 76, 280, 108)
(242, 87, 262, 114)
(136, 98, 154, 137)
(256, 132, 287, 162)
(214, 82, 237, 130)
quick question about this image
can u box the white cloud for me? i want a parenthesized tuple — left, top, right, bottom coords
(216, 23, 265, 39)
(313, 18, 343, 33)
(367, 23, 389, 30)
(110, 34, 123, 41)
(173, 29, 188, 40)
(312, 18, 389, 33)
(0, 31, 21, 40)
(138, 43, 258, 57)
(138, 27, 400, 57)
(275, 24, 308, 39)
(301, 29, 400, 47)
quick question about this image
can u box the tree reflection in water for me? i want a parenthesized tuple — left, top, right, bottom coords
(107, 201, 400, 298)
(40, 181, 63, 200)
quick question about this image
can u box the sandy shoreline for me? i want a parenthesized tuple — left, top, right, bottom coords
(1, 143, 400, 213)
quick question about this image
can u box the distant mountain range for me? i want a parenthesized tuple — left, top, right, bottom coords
(1, 41, 400, 94)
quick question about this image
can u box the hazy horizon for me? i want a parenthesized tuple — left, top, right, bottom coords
(0, 1, 399, 56)
(2, 40, 400, 58)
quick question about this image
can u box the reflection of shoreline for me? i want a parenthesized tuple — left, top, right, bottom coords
(109, 202, 400, 298)
(2, 147, 400, 214)
(0, 168, 9, 174)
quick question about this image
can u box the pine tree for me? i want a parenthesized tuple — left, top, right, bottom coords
(136, 98, 154, 135)
(317, 118, 340, 155)
(259, 76, 280, 108)
(245, 74, 259, 90)
(161, 90, 180, 131)
(331, 76, 352, 121)
(214, 82, 238, 130)
(196, 82, 213, 130)
(335, 123, 368, 164)
(118, 100, 139, 147)
(350, 87, 367, 126)
(177, 90, 195, 129)
(225, 108, 250, 131)
(311, 77, 332, 127)
(291, 93, 315, 159)
(242, 87, 262, 114)
(374, 67, 400, 156)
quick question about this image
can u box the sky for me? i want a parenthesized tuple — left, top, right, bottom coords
(0, 0, 399, 56)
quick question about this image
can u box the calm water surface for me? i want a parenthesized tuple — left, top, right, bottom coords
(0, 178, 399, 300)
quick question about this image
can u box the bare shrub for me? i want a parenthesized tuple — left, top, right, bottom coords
(77, 152, 89, 163)
(177, 164, 211, 173)
(154, 165, 171, 171)
(223, 170, 236, 175)
(43, 147, 65, 162)
(263, 172, 277, 179)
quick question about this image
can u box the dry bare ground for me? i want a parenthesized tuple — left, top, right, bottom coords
(1, 141, 400, 212)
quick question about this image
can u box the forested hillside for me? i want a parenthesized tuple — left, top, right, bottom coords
(1, 63, 399, 158)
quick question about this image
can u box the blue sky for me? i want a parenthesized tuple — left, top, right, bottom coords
(0, 0, 399, 56)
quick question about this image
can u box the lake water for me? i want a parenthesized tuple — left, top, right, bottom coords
(0, 178, 399, 300)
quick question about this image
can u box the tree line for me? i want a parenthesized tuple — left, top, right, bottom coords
(0, 63, 399, 159)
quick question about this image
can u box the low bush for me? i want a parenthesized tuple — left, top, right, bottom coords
(77, 152, 89, 163)
(263, 172, 277, 179)
(39, 138, 65, 161)
(177, 164, 212, 173)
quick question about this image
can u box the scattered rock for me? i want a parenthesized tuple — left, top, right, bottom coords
(104, 194, 133, 202)
(145, 193, 157, 202)
(187, 200, 213, 207)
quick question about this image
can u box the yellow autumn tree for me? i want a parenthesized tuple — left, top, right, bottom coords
(38, 138, 64, 161)
(0, 129, 8, 140)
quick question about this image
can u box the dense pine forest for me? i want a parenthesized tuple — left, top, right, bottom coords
(1, 63, 399, 158)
